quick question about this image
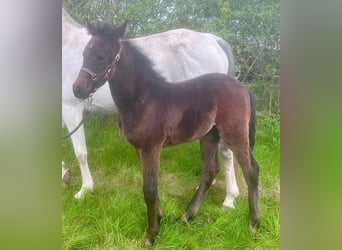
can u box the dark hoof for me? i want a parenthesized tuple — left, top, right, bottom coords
(249, 219, 260, 234)
(144, 238, 153, 247)
(62, 169, 71, 186)
(179, 214, 187, 223)
(178, 213, 190, 224)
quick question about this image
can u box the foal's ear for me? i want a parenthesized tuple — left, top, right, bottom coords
(113, 21, 127, 39)
(85, 19, 96, 35)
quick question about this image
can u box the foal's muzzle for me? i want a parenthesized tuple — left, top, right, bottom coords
(73, 71, 96, 99)
(73, 84, 85, 99)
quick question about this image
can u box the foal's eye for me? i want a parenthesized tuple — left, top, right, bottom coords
(97, 55, 105, 60)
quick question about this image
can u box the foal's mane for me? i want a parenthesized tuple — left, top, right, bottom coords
(123, 41, 168, 84)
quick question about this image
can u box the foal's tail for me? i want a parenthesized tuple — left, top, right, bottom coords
(249, 91, 257, 150)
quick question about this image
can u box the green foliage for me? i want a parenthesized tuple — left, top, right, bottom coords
(225, 0, 280, 83)
(257, 114, 280, 149)
(214, 0, 280, 115)
(247, 82, 280, 115)
(62, 114, 279, 249)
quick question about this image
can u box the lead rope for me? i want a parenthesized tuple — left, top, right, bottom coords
(61, 94, 93, 140)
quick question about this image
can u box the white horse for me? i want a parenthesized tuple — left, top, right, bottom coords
(62, 8, 239, 208)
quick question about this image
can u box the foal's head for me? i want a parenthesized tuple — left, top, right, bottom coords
(73, 22, 127, 99)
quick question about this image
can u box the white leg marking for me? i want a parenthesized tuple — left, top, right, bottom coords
(219, 142, 239, 208)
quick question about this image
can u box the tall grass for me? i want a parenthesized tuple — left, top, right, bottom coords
(62, 113, 280, 249)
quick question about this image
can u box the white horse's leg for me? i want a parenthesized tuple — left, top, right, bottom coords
(71, 127, 94, 199)
(63, 104, 94, 199)
(219, 141, 239, 208)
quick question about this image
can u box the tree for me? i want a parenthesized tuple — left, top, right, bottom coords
(214, 0, 280, 114)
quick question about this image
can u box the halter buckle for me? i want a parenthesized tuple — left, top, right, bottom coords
(91, 73, 98, 81)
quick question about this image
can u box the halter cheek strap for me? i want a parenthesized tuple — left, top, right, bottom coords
(80, 42, 122, 82)
(80, 67, 99, 81)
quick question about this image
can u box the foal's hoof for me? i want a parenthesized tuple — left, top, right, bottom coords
(249, 220, 260, 234)
(178, 213, 190, 224)
(144, 238, 153, 247)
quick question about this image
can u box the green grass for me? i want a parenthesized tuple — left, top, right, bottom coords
(62, 113, 280, 249)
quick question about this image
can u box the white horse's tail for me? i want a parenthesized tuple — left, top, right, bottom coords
(216, 38, 235, 77)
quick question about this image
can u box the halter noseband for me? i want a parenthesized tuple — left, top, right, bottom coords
(80, 43, 122, 82)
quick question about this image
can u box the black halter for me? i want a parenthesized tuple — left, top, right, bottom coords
(80, 43, 122, 82)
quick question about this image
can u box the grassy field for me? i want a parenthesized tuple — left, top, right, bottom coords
(62, 113, 280, 249)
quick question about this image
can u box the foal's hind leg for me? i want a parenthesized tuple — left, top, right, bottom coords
(233, 147, 260, 232)
(180, 128, 220, 222)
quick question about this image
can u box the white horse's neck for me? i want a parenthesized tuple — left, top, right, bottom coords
(62, 8, 83, 28)
(62, 9, 91, 103)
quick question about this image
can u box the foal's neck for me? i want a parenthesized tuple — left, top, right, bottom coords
(108, 44, 167, 113)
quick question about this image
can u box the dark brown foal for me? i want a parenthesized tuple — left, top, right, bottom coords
(73, 22, 260, 247)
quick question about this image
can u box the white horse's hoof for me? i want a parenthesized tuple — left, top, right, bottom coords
(222, 197, 236, 209)
(74, 186, 93, 199)
(74, 191, 83, 199)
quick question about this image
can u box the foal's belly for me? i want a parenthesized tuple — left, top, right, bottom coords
(163, 117, 215, 146)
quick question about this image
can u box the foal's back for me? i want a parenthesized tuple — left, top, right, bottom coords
(164, 73, 249, 109)
(150, 73, 250, 146)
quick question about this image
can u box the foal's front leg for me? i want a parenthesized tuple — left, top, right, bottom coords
(138, 147, 162, 247)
